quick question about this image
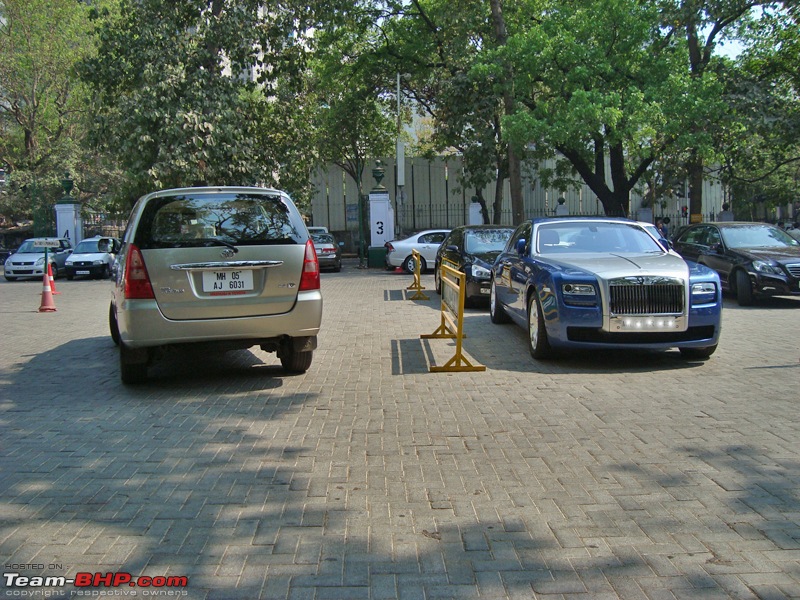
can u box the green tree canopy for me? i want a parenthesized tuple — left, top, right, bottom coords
(0, 0, 97, 219)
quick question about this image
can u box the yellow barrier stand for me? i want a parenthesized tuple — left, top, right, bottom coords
(421, 263, 485, 372)
(406, 249, 429, 300)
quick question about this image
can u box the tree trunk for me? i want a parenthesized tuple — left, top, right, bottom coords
(474, 190, 490, 224)
(489, 0, 524, 225)
(492, 175, 504, 224)
(687, 151, 704, 221)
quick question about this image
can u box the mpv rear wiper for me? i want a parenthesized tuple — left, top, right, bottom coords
(205, 238, 239, 253)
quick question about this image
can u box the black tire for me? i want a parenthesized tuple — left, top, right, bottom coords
(403, 254, 425, 273)
(280, 350, 313, 373)
(119, 343, 147, 384)
(735, 270, 754, 306)
(109, 302, 120, 346)
(527, 293, 553, 359)
(434, 262, 442, 294)
(50, 263, 58, 279)
(680, 345, 717, 360)
(489, 278, 510, 324)
(333, 262, 341, 273)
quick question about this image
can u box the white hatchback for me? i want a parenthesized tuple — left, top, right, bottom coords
(65, 236, 121, 280)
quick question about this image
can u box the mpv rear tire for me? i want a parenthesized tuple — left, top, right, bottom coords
(109, 303, 120, 346)
(280, 350, 313, 373)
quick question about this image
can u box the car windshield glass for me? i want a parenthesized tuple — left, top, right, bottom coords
(537, 222, 663, 254)
(720, 225, 799, 248)
(74, 239, 108, 253)
(138, 192, 306, 249)
(464, 229, 513, 253)
(16, 241, 47, 253)
(312, 234, 335, 244)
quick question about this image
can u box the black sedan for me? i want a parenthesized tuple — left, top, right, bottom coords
(672, 222, 800, 305)
(434, 225, 515, 307)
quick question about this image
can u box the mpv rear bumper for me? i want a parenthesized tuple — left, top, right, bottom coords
(118, 290, 323, 348)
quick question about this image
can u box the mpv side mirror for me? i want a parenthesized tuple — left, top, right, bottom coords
(516, 239, 527, 255)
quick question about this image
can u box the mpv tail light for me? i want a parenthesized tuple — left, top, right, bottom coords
(299, 239, 320, 291)
(124, 244, 155, 299)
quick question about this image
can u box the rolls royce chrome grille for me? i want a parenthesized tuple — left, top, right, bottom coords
(609, 277, 684, 315)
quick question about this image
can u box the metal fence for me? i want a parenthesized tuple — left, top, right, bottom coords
(311, 157, 726, 250)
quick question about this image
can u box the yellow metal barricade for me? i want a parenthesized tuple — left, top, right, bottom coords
(406, 249, 429, 300)
(421, 263, 485, 372)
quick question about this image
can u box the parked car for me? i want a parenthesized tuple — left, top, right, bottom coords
(64, 235, 121, 280)
(672, 221, 800, 305)
(385, 229, 450, 273)
(490, 217, 722, 360)
(109, 186, 323, 384)
(434, 225, 515, 306)
(311, 232, 342, 272)
(636, 221, 677, 254)
(3, 237, 72, 281)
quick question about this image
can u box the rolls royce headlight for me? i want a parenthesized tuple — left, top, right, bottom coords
(691, 282, 717, 304)
(751, 260, 781, 275)
(562, 283, 597, 306)
(470, 265, 491, 279)
(562, 283, 595, 295)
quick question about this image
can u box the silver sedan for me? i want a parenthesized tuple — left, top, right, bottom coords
(384, 229, 450, 272)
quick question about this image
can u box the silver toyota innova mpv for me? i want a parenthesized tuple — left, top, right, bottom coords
(109, 186, 322, 384)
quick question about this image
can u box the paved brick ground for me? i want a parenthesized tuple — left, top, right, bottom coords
(1, 261, 799, 600)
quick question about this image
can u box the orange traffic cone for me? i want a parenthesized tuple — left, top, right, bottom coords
(38, 270, 57, 312)
(48, 263, 61, 295)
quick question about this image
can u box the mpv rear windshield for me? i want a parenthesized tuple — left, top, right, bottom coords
(134, 192, 307, 249)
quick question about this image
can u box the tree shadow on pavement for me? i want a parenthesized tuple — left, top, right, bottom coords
(2, 333, 798, 599)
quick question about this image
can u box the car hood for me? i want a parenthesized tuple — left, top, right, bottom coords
(67, 252, 108, 262)
(466, 250, 503, 267)
(731, 246, 800, 264)
(552, 252, 691, 279)
(8, 251, 42, 257)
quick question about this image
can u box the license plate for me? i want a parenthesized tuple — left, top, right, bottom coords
(480, 287, 491, 294)
(202, 270, 254, 294)
(77, 270, 90, 275)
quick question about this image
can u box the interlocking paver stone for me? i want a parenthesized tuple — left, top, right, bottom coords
(1, 261, 799, 599)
